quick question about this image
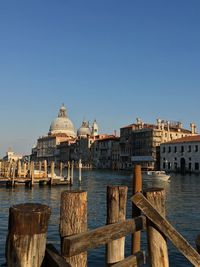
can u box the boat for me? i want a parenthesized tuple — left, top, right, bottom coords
(48, 172, 65, 181)
(147, 171, 170, 181)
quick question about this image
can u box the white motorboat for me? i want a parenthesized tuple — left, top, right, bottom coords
(48, 172, 65, 181)
(147, 171, 170, 181)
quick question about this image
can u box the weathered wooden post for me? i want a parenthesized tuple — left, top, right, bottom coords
(30, 161, 35, 187)
(132, 164, 142, 254)
(44, 160, 47, 177)
(39, 161, 42, 175)
(60, 162, 63, 177)
(24, 162, 27, 177)
(67, 161, 70, 181)
(7, 162, 11, 178)
(106, 186, 128, 265)
(51, 161, 55, 179)
(27, 162, 31, 178)
(11, 162, 16, 187)
(78, 159, 82, 183)
(17, 160, 21, 178)
(70, 161, 74, 185)
(60, 190, 87, 267)
(144, 188, 169, 267)
(6, 203, 51, 267)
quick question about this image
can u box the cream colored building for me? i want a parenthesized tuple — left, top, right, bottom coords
(160, 135, 200, 173)
(3, 148, 23, 162)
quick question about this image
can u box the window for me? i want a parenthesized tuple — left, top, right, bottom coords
(181, 146, 184, 153)
(174, 146, 177, 153)
(162, 147, 165, 153)
(174, 157, 177, 161)
(168, 146, 171, 153)
(174, 162, 178, 169)
(163, 162, 166, 169)
(195, 145, 198, 152)
(195, 162, 199, 170)
(168, 162, 171, 169)
(189, 163, 192, 170)
(188, 145, 191, 152)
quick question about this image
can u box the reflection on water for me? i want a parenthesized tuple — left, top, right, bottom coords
(0, 170, 200, 266)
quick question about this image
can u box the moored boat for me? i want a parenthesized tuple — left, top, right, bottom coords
(147, 170, 170, 181)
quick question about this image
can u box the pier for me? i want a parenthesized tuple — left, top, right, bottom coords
(3, 165, 200, 266)
(0, 160, 85, 187)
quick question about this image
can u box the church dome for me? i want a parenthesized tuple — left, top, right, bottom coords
(77, 121, 91, 137)
(49, 104, 76, 138)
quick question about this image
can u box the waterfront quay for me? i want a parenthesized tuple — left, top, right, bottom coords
(1, 168, 200, 266)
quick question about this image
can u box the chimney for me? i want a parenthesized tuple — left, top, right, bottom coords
(190, 123, 196, 134)
(157, 118, 161, 130)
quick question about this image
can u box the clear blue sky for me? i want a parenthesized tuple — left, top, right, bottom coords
(0, 0, 200, 157)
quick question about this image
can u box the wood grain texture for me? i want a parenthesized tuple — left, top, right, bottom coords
(6, 203, 51, 267)
(60, 190, 87, 267)
(132, 165, 142, 254)
(106, 186, 128, 264)
(132, 192, 200, 267)
(144, 188, 169, 267)
(62, 216, 146, 257)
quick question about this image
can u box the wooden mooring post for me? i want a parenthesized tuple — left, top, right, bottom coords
(67, 161, 70, 182)
(70, 161, 74, 185)
(106, 185, 128, 265)
(60, 190, 87, 267)
(44, 160, 47, 177)
(31, 161, 35, 187)
(132, 164, 142, 254)
(144, 188, 169, 267)
(60, 162, 63, 177)
(6, 203, 51, 267)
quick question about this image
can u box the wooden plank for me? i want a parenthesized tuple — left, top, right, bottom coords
(62, 216, 146, 257)
(43, 244, 71, 267)
(195, 234, 200, 254)
(111, 251, 146, 267)
(132, 193, 200, 266)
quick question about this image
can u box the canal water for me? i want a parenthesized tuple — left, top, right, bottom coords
(0, 169, 200, 266)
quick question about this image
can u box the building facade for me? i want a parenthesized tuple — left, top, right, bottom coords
(160, 135, 200, 173)
(91, 135, 120, 169)
(120, 118, 197, 170)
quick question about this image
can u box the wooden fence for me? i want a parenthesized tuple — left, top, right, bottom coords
(4, 165, 200, 266)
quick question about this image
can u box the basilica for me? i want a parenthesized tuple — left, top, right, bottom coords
(31, 104, 101, 164)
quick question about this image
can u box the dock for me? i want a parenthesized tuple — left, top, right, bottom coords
(0, 160, 72, 187)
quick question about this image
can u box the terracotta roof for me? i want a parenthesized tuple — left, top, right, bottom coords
(96, 136, 120, 142)
(163, 135, 200, 144)
(121, 123, 137, 129)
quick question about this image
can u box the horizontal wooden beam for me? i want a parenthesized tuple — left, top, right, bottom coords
(62, 216, 146, 257)
(131, 193, 200, 266)
(112, 251, 146, 267)
(44, 244, 71, 267)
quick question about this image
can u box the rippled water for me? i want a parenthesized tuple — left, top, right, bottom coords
(0, 170, 199, 266)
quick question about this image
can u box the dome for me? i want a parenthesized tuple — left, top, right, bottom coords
(49, 104, 76, 138)
(77, 121, 91, 137)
